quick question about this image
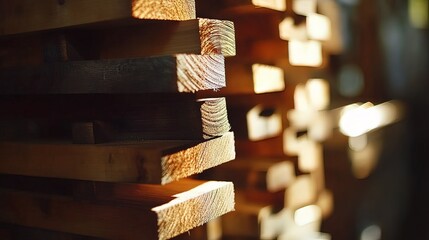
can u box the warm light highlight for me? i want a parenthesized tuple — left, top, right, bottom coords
(294, 84, 310, 111)
(293, 0, 317, 16)
(286, 175, 317, 209)
(246, 105, 282, 141)
(339, 101, 403, 137)
(308, 111, 333, 141)
(317, 190, 333, 218)
(294, 205, 322, 226)
(279, 17, 307, 40)
(349, 140, 381, 179)
(289, 40, 323, 66)
(307, 13, 331, 41)
(283, 127, 301, 155)
(287, 109, 312, 130)
(252, 0, 287, 11)
(252, 64, 285, 94)
(339, 102, 375, 137)
(306, 78, 330, 110)
(298, 136, 322, 172)
(348, 134, 368, 151)
(267, 161, 296, 192)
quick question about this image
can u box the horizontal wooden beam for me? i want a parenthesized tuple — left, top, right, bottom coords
(221, 192, 289, 239)
(0, 179, 235, 240)
(222, 0, 287, 13)
(202, 157, 296, 192)
(0, 54, 225, 94)
(73, 97, 231, 143)
(0, 95, 230, 142)
(197, 0, 287, 19)
(0, 223, 101, 240)
(101, 18, 235, 58)
(0, 0, 196, 36)
(228, 104, 283, 141)
(197, 59, 285, 97)
(235, 134, 285, 157)
(0, 132, 235, 184)
(0, 18, 235, 68)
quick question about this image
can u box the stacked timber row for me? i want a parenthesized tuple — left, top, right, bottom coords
(196, 0, 340, 239)
(0, 0, 237, 239)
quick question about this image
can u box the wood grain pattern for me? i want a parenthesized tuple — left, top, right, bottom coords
(0, 0, 196, 36)
(0, 132, 235, 184)
(198, 18, 236, 56)
(0, 179, 234, 240)
(0, 54, 225, 94)
(161, 132, 235, 184)
(132, 0, 195, 21)
(200, 97, 231, 139)
(176, 54, 225, 92)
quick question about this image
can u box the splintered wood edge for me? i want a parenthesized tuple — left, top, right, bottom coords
(199, 97, 231, 139)
(152, 181, 235, 240)
(132, 0, 196, 20)
(161, 132, 235, 184)
(176, 54, 225, 93)
(199, 18, 236, 56)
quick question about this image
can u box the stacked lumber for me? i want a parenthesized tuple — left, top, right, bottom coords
(0, 0, 238, 239)
(195, 0, 341, 239)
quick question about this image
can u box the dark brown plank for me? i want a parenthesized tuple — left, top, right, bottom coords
(0, 95, 230, 142)
(0, 18, 235, 68)
(0, 54, 225, 94)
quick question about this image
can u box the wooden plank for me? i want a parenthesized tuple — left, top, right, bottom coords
(222, 0, 287, 13)
(197, 0, 287, 18)
(72, 97, 231, 143)
(224, 88, 295, 109)
(0, 132, 236, 184)
(227, 104, 283, 141)
(285, 174, 318, 210)
(235, 135, 285, 157)
(0, 95, 230, 142)
(0, 0, 196, 36)
(198, 97, 231, 139)
(99, 18, 236, 58)
(246, 39, 330, 71)
(0, 94, 193, 141)
(197, 59, 285, 97)
(200, 157, 296, 207)
(221, 192, 289, 239)
(0, 96, 230, 142)
(0, 54, 225, 94)
(202, 157, 296, 193)
(0, 18, 235, 68)
(0, 223, 101, 240)
(0, 179, 235, 240)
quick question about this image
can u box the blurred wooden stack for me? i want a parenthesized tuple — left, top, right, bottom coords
(0, 0, 238, 239)
(196, 0, 341, 239)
